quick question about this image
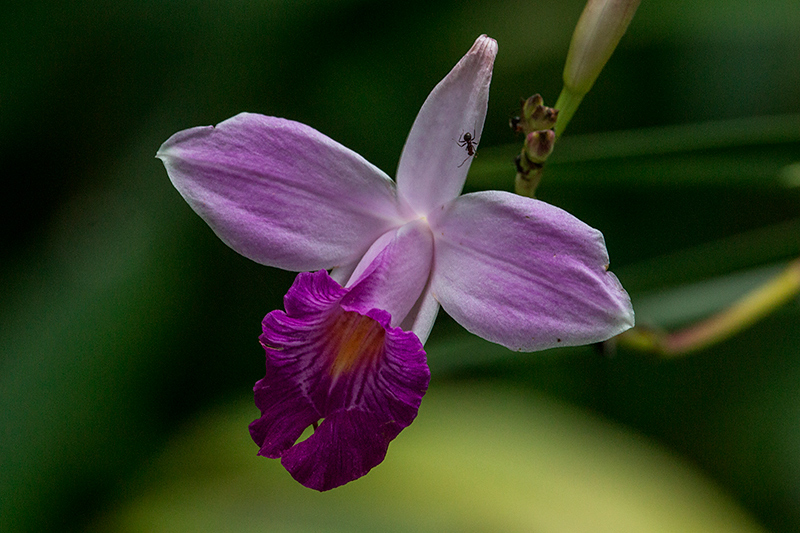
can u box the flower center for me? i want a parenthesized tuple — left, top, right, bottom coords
(326, 311, 385, 379)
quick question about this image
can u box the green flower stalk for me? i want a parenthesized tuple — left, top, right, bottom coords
(511, 95, 558, 197)
(617, 258, 800, 357)
(556, 0, 640, 135)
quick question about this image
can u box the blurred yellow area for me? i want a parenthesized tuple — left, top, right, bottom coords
(91, 385, 764, 533)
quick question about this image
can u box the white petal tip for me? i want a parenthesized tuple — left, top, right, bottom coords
(471, 35, 498, 59)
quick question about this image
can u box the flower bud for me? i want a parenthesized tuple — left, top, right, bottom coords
(522, 94, 559, 131)
(524, 129, 556, 164)
(563, 0, 640, 96)
(511, 95, 559, 135)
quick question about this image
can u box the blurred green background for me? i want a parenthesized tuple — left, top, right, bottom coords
(2, 0, 799, 531)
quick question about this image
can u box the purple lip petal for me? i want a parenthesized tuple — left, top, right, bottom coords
(157, 113, 406, 271)
(280, 408, 402, 491)
(249, 270, 429, 491)
(396, 35, 497, 215)
(428, 190, 634, 351)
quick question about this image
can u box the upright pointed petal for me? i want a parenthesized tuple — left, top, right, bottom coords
(158, 113, 407, 271)
(396, 35, 497, 215)
(428, 191, 634, 352)
(249, 271, 429, 491)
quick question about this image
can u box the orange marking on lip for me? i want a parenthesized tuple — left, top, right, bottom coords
(326, 311, 385, 378)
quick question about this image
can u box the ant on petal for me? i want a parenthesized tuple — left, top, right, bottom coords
(456, 130, 478, 168)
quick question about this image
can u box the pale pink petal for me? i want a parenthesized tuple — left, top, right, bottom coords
(428, 191, 634, 351)
(345, 219, 434, 327)
(395, 35, 497, 215)
(158, 113, 408, 271)
(399, 281, 440, 345)
(329, 262, 358, 285)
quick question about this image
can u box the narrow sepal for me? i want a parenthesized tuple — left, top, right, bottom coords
(396, 35, 497, 215)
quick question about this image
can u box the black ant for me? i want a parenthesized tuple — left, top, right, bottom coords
(456, 130, 478, 168)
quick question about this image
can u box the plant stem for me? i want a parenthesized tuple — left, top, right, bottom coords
(554, 87, 584, 137)
(616, 258, 800, 357)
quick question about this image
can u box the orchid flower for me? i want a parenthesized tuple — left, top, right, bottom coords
(157, 35, 634, 491)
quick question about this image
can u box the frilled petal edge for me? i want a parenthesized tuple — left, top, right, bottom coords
(158, 113, 408, 271)
(249, 270, 430, 491)
(428, 191, 634, 352)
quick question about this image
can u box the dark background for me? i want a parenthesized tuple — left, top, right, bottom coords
(2, 0, 799, 531)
